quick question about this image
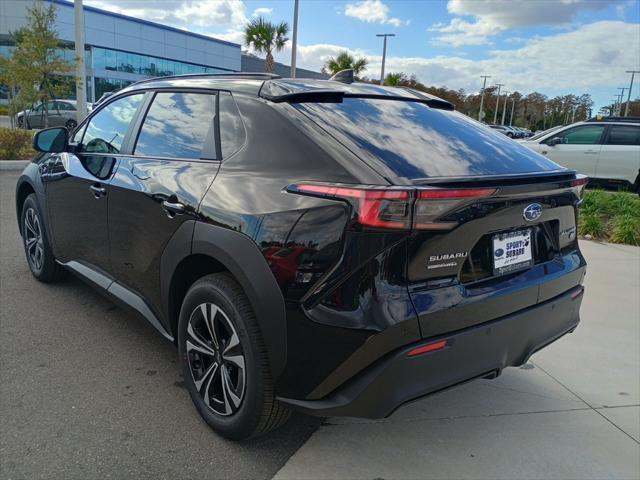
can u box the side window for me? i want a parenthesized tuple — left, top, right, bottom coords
(219, 92, 246, 158)
(80, 94, 144, 154)
(555, 125, 605, 145)
(135, 91, 217, 160)
(606, 125, 640, 146)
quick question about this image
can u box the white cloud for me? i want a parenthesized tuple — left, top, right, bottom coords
(282, 21, 639, 100)
(344, 0, 404, 26)
(431, 0, 617, 46)
(85, 0, 248, 29)
(252, 7, 273, 17)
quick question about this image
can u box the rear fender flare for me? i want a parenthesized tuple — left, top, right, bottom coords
(167, 221, 287, 380)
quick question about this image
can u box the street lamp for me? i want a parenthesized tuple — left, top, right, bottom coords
(493, 83, 504, 124)
(624, 70, 640, 117)
(478, 75, 491, 122)
(509, 96, 516, 126)
(500, 91, 509, 125)
(376, 33, 395, 85)
(290, 0, 299, 78)
(74, 0, 88, 119)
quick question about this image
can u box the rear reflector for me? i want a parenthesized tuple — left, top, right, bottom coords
(407, 340, 448, 357)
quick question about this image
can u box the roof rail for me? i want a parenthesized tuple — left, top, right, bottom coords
(586, 116, 640, 123)
(129, 72, 281, 87)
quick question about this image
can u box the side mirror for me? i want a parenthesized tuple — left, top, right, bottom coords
(547, 137, 563, 146)
(33, 127, 68, 153)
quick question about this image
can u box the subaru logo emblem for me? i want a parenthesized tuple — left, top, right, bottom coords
(523, 203, 543, 222)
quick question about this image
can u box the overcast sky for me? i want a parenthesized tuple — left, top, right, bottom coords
(83, 0, 640, 110)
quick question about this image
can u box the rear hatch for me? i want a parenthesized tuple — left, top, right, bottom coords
(405, 174, 586, 338)
(289, 92, 587, 339)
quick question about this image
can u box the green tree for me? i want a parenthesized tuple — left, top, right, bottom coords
(383, 72, 406, 86)
(244, 17, 289, 73)
(1, 3, 72, 128)
(323, 51, 368, 76)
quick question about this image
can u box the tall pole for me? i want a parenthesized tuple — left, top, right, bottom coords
(624, 70, 639, 117)
(500, 91, 509, 125)
(509, 97, 515, 126)
(493, 83, 504, 124)
(290, 0, 299, 78)
(74, 0, 87, 121)
(478, 75, 490, 122)
(617, 87, 627, 116)
(376, 33, 395, 84)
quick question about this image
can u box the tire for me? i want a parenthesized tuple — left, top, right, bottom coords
(178, 273, 290, 440)
(65, 119, 77, 130)
(21, 194, 65, 282)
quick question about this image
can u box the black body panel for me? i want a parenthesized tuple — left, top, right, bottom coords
(278, 286, 583, 418)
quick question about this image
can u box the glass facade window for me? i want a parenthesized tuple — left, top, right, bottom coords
(92, 47, 227, 78)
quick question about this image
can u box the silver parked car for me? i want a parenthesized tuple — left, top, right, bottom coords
(16, 100, 91, 130)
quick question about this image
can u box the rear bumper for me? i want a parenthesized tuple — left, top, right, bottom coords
(278, 285, 583, 419)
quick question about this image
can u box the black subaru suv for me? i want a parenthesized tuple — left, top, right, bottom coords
(16, 73, 587, 440)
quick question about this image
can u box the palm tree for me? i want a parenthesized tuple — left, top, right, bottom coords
(324, 51, 368, 77)
(244, 17, 289, 73)
(383, 72, 406, 86)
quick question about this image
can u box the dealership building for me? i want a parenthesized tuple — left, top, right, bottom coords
(1, 0, 324, 103)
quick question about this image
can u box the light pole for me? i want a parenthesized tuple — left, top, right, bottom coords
(500, 90, 509, 125)
(493, 83, 504, 124)
(509, 96, 516, 126)
(74, 0, 87, 121)
(376, 33, 395, 84)
(617, 87, 627, 116)
(290, 0, 299, 78)
(478, 75, 491, 122)
(624, 70, 640, 116)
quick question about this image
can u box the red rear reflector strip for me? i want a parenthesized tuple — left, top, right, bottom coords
(407, 340, 448, 357)
(418, 188, 496, 199)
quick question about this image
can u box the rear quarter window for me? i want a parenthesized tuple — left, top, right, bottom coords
(294, 98, 563, 179)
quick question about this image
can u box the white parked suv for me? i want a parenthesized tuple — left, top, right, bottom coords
(519, 117, 640, 192)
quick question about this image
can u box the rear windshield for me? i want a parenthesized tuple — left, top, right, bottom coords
(294, 98, 563, 179)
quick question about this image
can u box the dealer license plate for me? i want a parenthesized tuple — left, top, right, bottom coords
(492, 229, 533, 276)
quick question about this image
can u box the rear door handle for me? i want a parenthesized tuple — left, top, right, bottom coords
(89, 184, 107, 198)
(162, 200, 185, 217)
(584, 150, 599, 154)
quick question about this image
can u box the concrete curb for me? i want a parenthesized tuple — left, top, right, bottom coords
(0, 160, 29, 170)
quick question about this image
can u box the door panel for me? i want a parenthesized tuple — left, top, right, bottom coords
(539, 124, 605, 176)
(107, 90, 222, 324)
(596, 125, 640, 184)
(44, 152, 118, 273)
(44, 93, 146, 274)
(108, 158, 219, 319)
(540, 144, 601, 176)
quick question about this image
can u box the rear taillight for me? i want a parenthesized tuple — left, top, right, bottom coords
(571, 175, 589, 200)
(288, 183, 497, 231)
(293, 184, 412, 229)
(413, 188, 496, 230)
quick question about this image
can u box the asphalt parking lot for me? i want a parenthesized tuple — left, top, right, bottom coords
(1, 165, 639, 479)
(0, 168, 320, 479)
